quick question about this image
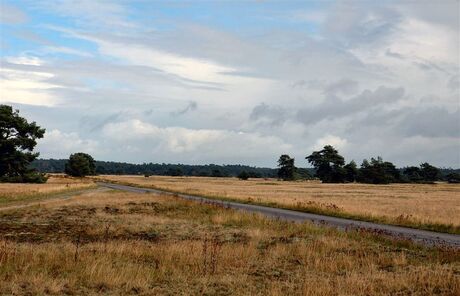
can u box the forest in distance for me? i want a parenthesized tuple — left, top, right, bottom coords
(31, 158, 460, 182)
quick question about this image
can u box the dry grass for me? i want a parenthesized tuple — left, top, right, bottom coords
(0, 188, 459, 295)
(0, 175, 95, 206)
(97, 175, 460, 233)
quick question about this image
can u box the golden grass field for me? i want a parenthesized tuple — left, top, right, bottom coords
(0, 175, 94, 206)
(0, 184, 459, 295)
(97, 175, 460, 234)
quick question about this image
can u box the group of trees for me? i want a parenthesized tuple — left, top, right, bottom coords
(277, 145, 454, 184)
(65, 153, 96, 177)
(31, 159, 278, 178)
(1, 105, 98, 181)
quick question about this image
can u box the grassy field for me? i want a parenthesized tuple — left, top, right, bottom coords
(0, 186, 459, 295)
(97, 175, 460, 234)
(0, 175, 95, 206)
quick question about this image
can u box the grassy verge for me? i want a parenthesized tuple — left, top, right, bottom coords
(0, 184, 97, 207)
(95, 178, 460, 235)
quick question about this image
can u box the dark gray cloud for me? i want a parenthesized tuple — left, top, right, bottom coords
(171, 101, 198, 116)
(323, 79, 359, 96)
(80, 112, 124, 133)
(250, 103, 289, 127)
(297, 86, 405, 125)
(400, 108, 460, 138)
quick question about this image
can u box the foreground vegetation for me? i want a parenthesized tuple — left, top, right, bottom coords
(97, 175, 460, 234)
(0, 186, 459, 295)
(0, 175, 94, 206)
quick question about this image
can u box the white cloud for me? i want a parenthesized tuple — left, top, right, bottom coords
(0, 57, 60, 106)
(42, 46, 93, 57)
(37, 129, 100, 158)
(313, 135, 348, 151)
(101, 119, 292, 164)
(103, 43, 230, 83)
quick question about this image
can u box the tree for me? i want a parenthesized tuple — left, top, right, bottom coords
(211, 169, 223, 177)
(277, 154, 296, 181)
(166, 167, 183, 176)
(357, 157, 400, 184)
(296, 168, 313, 180)
(247, 171, 262, 178)
(65, 153, 96, 177)
(382, 160, 401, 183)
(0, 105, 47, 183)
(344, 160, 358, 183)
(446, 172, 460, 183)
(306, 145, 346, 183)
(419, 162, 440, 183)
(238, 170, 250, 180)
(403, 166, 423, 183)
(402, 163, 440, 183)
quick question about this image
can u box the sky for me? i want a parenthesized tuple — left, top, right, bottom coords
(0, 0, 459, 168)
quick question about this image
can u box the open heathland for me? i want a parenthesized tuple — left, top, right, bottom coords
(0, 175, 95, 206)
(97, 175, 460, 234)
(0, 187, 459, 295)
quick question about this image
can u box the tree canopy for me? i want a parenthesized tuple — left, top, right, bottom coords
(0, 105, 47, 183)
(305, 145, 442, 184)
(402, 163, 440, 183)
(237, 170, 250, 180)
(306, 145, 346, 183)
(65, 153, 96, 177)
(357, 157, 400, 184)
(277, 154, 296, 181)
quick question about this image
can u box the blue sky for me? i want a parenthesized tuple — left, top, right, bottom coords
(1, 0, 459, 167)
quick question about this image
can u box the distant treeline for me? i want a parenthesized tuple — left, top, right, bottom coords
(31, 158, 459, 182)
(30, 159, 286, 178)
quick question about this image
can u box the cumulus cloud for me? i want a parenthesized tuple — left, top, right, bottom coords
(313, 135, 348, 151)
(100, 119, 292, 164)
(250, 103, 289, 126)
(37, 129, 100, 159)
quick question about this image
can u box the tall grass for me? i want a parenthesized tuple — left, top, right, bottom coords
(96, 175, 460, 234)
(0, 175, 94, 206)
(0, 190, 458, 295)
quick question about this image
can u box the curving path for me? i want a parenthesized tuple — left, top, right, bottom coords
(97, 182, 460, 248)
